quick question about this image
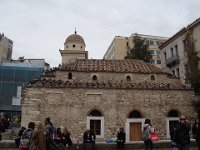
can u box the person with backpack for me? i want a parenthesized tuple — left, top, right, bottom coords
(15, 126, 26, 148)
(19, 122, 35, 150)
(29, 122, 46, 150)
(117, 127, 126, 149)
(142, 119, 154, 150)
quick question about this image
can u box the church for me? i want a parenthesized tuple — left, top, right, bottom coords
(21, 31, 197, 142)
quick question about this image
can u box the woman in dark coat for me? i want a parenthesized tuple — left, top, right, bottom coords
(117, 127, 126, 149)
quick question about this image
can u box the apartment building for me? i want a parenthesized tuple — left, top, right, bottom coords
(103, 33, 168, 68)
(0, 33, 13, 62)
(160, 18, 200, 84)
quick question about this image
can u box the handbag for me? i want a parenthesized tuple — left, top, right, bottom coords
(150, 132, 158, 142)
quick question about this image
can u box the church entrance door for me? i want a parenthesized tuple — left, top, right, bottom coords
(130, 122, 142, 141)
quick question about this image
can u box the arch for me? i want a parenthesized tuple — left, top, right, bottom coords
(88, 109, 102, 117)
(92, 75, 98, 81)
(167, 109, 180, 117)
(68, 72, 72, 79)
(126, 75, 131, 81)
(150, 75, 155, 81)
(128, 110, 142, 118)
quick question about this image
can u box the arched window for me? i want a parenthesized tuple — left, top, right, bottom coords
(126, 75, 131, 81)
(88, 110, 103, 136)
(92, 75, 98, 81)
(150, 75, 155, 81)
(129, 110, 142, 118)
(68, 72, 72, 79)
(168, 110, 179, 117)
(89, 110, 102, 116)
(73, 44, 76, 48)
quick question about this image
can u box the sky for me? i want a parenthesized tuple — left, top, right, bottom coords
(0, 0, 200, 67)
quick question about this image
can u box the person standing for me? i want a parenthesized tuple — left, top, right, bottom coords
(83, 129, 96, 150)
(143, 119, 154, 150)
(174, 115, 191, 150)
(192, 118, 199, 139)
(194, 118, 200, 150)
(117, 127, 126, 149)
(44, 117, 55, 150)
(29, 122, 46, 150)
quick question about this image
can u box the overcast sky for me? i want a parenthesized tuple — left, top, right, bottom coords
(0, 0, 199, 67)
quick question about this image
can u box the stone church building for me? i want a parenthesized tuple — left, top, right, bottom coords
(21, 32, 197, 142)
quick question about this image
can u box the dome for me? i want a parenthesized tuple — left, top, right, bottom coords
(64, 31, 85, 46)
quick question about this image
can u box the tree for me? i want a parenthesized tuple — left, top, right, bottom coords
(124, 35, 152, 62)
(185, 30, 200, 117)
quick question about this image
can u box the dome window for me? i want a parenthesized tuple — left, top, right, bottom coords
(92, 75, 98, 81)
(72, 44, 76, 48)
(68, 72, 72, 79)
(126, 75, 131, 81)
(150, 75, 155, 81)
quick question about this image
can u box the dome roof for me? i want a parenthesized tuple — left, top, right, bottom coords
(64, 32, 85, 45)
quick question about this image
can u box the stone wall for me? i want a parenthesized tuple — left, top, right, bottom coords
(21, 86, 196, 141)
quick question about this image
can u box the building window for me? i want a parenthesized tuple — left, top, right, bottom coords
(150, 41, 154, 45)
(150, 59, 155, 64)
(174, 45, 178, 57)
(156, 50, 160, 55)
(73, 44, 76, 48)
(157, 60, 161, 64)
(150, 75, 155, 80)
(68, 72, 72, 79)
(150, 75, 155, 81)
(87, 110, 104, 138)
(92, 75, 98, 81)
(81, 46, 83, 49)
(170, 47, 174, 57)
(150, 50, 155, 55)
(129, 110, 142, 118)
(164, 52, 167, 61)
(126, 75, 131, 81)
(176, 68, 180, 78)
(172, 70, 175, 76)
(168, 110, 179, 117)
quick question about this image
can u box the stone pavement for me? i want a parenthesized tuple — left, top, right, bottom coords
(0, 140, 198, 150)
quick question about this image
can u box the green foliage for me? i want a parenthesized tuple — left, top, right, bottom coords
(185, 30, 200, 116)
(185, 31, 200, 94)
(124, 35, 152, 62)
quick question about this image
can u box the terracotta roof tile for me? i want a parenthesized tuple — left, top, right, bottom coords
(58, 59, 163, 74)
(27, 79, 191, 90)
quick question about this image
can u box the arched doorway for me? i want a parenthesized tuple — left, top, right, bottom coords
(166, 109, 180, 138)
(126, 110, 144, 142)
(87, 109, 104, 138)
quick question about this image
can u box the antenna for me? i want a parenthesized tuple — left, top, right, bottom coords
(75, 28, 77, 34)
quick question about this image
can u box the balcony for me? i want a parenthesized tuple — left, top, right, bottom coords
(165, 55, 180, 67)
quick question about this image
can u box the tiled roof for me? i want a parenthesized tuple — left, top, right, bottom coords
(27, 79, 191, 90)
(59, 59, 163, 73)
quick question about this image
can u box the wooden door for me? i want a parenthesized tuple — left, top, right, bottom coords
(130, 122, 142, 141)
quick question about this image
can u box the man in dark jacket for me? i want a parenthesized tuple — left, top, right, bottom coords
(175, 116, 191, 150)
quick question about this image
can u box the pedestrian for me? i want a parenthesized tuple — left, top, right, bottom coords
(83, 129, 96, 150)
(142, 119, 154, 150)
(192, 118, 199, 139)
(19, 122, 35, 150)
(44, 117, 56, 150)
(15, 126, 26, 148)
(174, 115, 191, 150)
(29, 122, 46, 150)
(62, 127, 72, 149)
(117, 127, 126, 149)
